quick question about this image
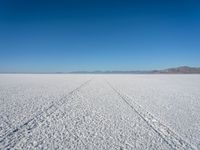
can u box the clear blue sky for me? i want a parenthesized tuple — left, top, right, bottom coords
(0, 0, 200, 72)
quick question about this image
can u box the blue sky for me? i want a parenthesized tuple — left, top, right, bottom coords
(0, 0, 200, 72)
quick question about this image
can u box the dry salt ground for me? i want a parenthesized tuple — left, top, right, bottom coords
(0, 74, 200, 150)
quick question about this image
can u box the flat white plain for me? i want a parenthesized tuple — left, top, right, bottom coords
(0, 74, 199, 149)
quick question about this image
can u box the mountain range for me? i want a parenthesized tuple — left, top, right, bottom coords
(1, 66, 200, 74)
(71, 66, 200, 74)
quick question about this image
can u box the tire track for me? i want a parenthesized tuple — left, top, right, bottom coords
(0, 78, 93, 150)
(52, 82, 135, 149)
(105, 80, 196, 150)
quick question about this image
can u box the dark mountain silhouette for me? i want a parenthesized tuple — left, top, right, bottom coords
(1, 66, 200, 74)
(71, 66, 200, 74)
(153, 66, 200, 74)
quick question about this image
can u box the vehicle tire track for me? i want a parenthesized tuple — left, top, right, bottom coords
(105, 80, 196, 150)
(0, 78, 93, 150)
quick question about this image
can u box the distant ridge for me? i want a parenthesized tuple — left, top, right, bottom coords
(1, 66, 200, 74)
(71, 66, 200, 74)
(152, 66, 200, 74)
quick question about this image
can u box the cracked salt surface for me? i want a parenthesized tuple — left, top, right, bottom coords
(0, 74, 199, 149)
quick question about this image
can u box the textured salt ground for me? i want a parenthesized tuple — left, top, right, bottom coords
(0, 75, 199, 149)
(0, 74, 92, 129)
(105, 75, 200, 149)
(11, 78, 172, 150)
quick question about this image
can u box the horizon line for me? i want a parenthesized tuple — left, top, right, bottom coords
(0, 66, 200, 74)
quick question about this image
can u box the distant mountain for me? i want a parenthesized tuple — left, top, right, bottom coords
(1, 66, 200, 74)
(71, 66, 200, 74)
(153, 66, 200, 74)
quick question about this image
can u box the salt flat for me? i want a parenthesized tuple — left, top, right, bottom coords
(106, 75, 200, 149)
(0, 74, 199, 149)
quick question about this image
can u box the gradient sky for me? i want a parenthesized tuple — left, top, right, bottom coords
(0, 0, 200, 72)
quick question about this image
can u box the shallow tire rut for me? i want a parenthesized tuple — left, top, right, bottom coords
(106, 80, 196, 150)
(0, 78, 93, 150)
